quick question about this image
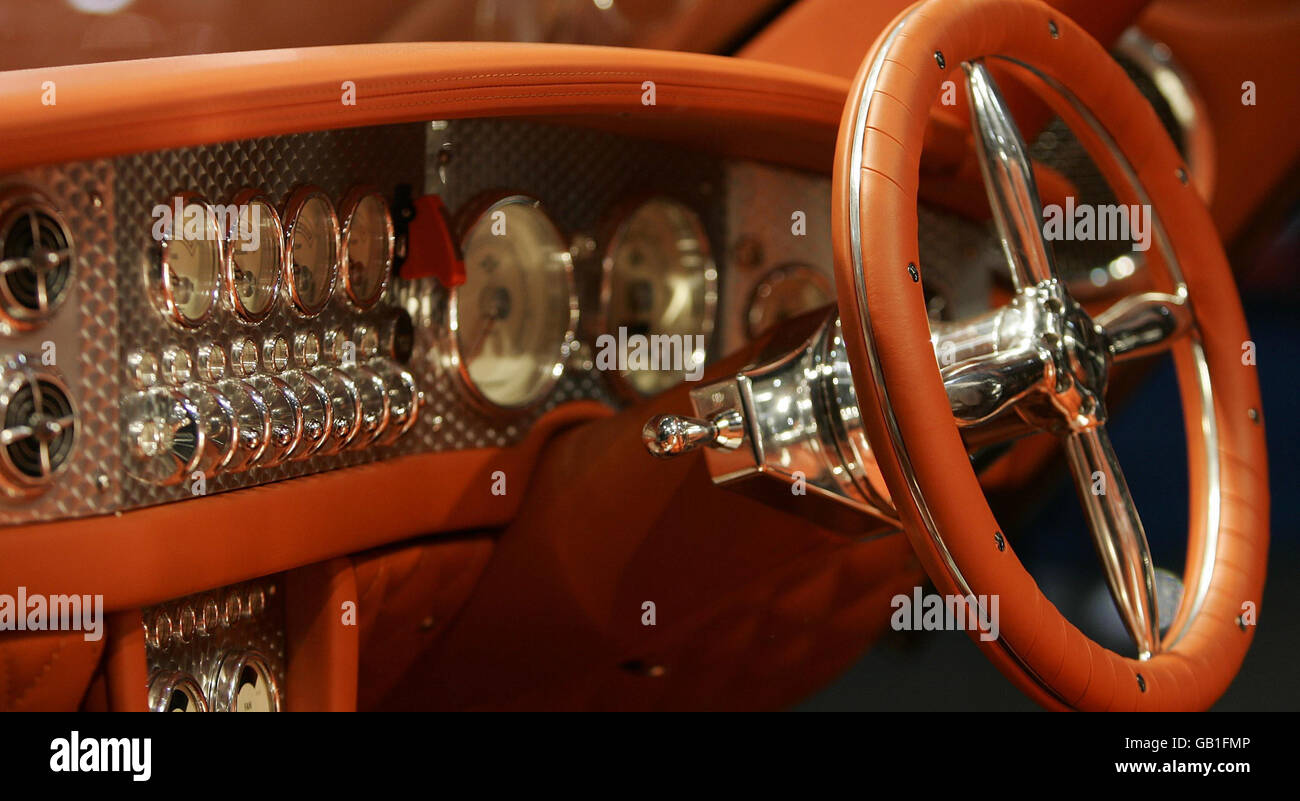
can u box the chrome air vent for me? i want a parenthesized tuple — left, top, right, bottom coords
(0, 354, 78, 499)
(0, 188, 76, 330)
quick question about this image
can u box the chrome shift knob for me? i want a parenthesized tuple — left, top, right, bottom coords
(641, 411, 743, 458)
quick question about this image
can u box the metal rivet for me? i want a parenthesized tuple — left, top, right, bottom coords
(907, 262, 920, 282)
(994, 530, 1006, 551)
(1247, 407, 1259, 423)
(934, 50, 946, 69)
(1048, 20, 1059, 39)
(94, 474, 111, 493)
(1176, 166, 1189, 185)
(1235, 615, 1248, 631)
(1136, 673, 1146, 692)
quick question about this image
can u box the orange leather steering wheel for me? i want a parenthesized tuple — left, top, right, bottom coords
(832, 0, 1269, 710)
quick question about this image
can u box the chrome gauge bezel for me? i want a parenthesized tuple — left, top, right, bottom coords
(147, 191, 223, 328)
(223, 189, 285, 324)
(148, 669, 210, 713)
(447, 193, 579, 417)
(597, 195, 719, 399)
(281, 186, 340, 317)
(338, 186, 395, 310)
(209, 650, 282, 713)
(120, 386, 205, 487)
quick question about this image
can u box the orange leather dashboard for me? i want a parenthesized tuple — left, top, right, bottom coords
(0, 40, 1004, 623)
(0, 42, 847, 174)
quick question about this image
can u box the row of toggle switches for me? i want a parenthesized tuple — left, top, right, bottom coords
(120, 328, 421, 486)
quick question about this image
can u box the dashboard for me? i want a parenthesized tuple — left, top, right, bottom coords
(0, 117, 998, 527)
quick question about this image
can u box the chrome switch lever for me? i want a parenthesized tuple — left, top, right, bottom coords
(641, 411, 743, 458)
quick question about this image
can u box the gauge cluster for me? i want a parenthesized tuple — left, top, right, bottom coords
(0, 118, 989, 523)
(144, 578, 286, 713)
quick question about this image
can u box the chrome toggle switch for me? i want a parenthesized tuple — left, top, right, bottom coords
(641, 410, 744, 458)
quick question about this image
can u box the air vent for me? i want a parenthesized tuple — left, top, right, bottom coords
(0, 189, 76, 330)
(0, 354, 77, 499)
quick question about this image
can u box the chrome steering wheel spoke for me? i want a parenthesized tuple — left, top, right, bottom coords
(1064, 422, 1161, 659)
(965, 59, 1059, 292)
(1097, 290, 1194, 362)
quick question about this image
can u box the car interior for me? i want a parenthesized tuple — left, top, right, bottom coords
(0, 0, 1293, 715)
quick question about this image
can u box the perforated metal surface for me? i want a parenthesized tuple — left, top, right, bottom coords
(721, 161, 996, 354)
(143, 577, 286, 711)
(113, 125, 428, 508)
(1, 117, 1004, 524)
(0, 161, 120, 523)
(430, 118, 726, 425)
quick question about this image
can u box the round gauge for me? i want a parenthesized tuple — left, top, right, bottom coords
(148, 193, 222, 327)
(148, 670, 209, 713)
(451, 196, 577, 411)
(602, 197, 717, 396)
(282, 187, 339, 316)
(746, 263, 834, 338)
(211, 651, 280, 713)
(339, 188, 394, 309)
(224, 190, 283, 322)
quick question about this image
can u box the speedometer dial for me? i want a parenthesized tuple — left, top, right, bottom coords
(282, 187, 339, 316)
(602, 197, 717, 396)
(148, 193, 222, 327)
(224, 190, 283, 322)
(451, 196, 577, 412)
(339, 188, 394, 309)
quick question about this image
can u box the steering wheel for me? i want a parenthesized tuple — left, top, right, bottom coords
(832, 0, 1269, 710)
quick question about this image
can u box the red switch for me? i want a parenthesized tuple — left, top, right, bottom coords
(400, 194, 465, 289)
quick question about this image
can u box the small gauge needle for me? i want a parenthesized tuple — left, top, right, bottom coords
(465, 290, 506, 361)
